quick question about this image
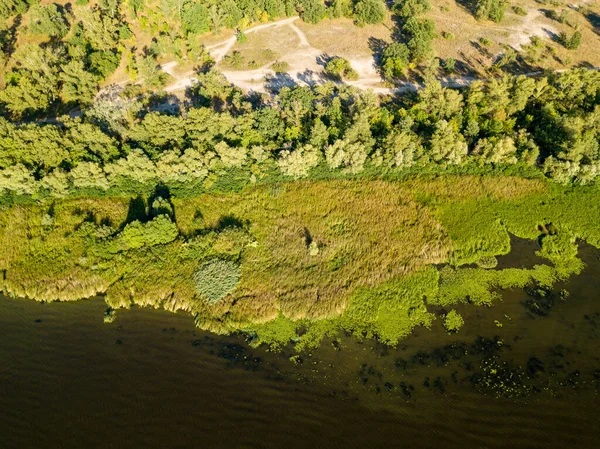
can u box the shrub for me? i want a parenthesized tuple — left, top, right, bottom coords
(441, 31, 455, 40)
(193, 259, 241, 304)
(271, 61, 290, 73)
(559, 31, 582, 50)
(477, 255, 498, 269)
(512, 5, 527, 16)
(443, 309, 464, 332)
(443, 57, 456, 73)
(325, 57, 359, 81)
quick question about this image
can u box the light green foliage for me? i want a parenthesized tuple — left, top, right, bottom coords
(443, 309, 464, 332)
(118, 215, 179, 250)
(277, 144, 321, 178)
(340, 268, 438, 345)
(381, 130, 422, 168)
(300, 0, 327, 24)
(59, 61, 99, 105)
(193, 259, 241, 304)
(429, 120, 469, 165)
(404, 17, 436, 61)
(325, 140, 368, 174)
(0, 164, 36, 194)
(271, 61, 290, 73)
(105, 149, 157, 187)
(28, 4, 69, 38)
(214, 141, 247, 168)
(182, 3, 210, 35)
(324, 57, 359, 81)
(392, 0, 431, 17)
(474, 136, 518, 165)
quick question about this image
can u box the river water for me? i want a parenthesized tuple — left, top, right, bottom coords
(1, 242, 599, 449)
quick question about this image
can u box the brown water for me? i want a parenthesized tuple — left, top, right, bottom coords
(1, 244, 600, 449)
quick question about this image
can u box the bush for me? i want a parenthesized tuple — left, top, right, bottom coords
(271, 61, 290, 73)
(512, 5, 527, 16)
(560, 31, 582, 50)
(324, 57, 359, 81)
(193, 259, 241, 304)
(441, 31, 455, 40)
(443, 309, 464, 332)
(477, 255, 498, 269)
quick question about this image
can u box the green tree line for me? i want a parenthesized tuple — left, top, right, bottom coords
(1, 68, 599, 201)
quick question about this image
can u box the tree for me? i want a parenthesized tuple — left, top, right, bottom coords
(429, 120, 468, 164)
(278, 144, 321, 178)
(182, 3, 210, 34)
(474, 136, 518, 164)
(59, 60, 99, 105)
(381, 130, 423, 168)
(392, 0, 431, 18)
(474, 0, 508, 23)
(354, 0, 386, 25)
(214, 141, 247, 167)
(65, 121, 120, 163)
(300, 0, 326, 24)
(28, 4, 69, 38)
(404, 17, 435, 61)
(381, 43, 410, 80)
(560, 31, 582, 50)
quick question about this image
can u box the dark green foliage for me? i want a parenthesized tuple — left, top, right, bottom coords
(354, 0, 387, 25)
(299, 0, 327, 24)
(381, 42, 410, 80)
(559, 31, 582, 50)
(193, 259, 241, 304)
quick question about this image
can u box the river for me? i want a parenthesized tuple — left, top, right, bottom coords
(1, 241, 599, 448)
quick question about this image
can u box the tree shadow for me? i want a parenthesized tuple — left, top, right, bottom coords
(297, 69, 325, 86)
(368, 37, 388, 67)
(583, 10, 600, 35)
(316, 53, 333, 67)
(264, 72, 297, 93)
(0, 14, 20, 60)
(124, 195, 148, 226)
(148, 184, 175, 221)
(147, 92, 182, 115)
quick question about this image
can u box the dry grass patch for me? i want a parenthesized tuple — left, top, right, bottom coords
(175, 180, 451, 321)
(295, 17, 393, 60)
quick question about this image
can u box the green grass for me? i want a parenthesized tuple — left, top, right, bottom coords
(1, 175, 597, 350)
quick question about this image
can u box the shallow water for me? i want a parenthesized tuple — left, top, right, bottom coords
(1, 243, 599, 449)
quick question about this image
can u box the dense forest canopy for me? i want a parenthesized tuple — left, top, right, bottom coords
(0, 68, 599, 199)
